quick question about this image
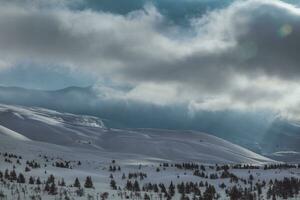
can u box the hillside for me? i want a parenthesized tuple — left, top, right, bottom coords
(0, 104, 272, 164)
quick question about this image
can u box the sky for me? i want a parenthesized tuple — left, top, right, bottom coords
(1, 0, 300, 120)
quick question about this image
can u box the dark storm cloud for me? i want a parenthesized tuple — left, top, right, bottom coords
(131, 0, 300, 85)
(0, 4, 174, 72)
(1, 0, 300, 118)
(118, 0, 300, 93)
(227, 1, 300, 80)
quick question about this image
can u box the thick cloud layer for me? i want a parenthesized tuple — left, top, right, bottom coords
(1, 0, 300, 119)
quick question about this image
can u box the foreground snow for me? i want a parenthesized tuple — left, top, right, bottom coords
(0, 134, 298, 200)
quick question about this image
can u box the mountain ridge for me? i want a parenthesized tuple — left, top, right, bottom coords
(0, 103, 273, 164)
(0, 85, 298, 161)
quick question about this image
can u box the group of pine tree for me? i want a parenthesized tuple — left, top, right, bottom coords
(1, 153, 300, 199)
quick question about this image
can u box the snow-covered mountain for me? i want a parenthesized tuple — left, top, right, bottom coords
(0, 85, 274, 154)
(260, 119, 300, 162)
(3, 104, 296, 200)
(0, 104, 272, 164)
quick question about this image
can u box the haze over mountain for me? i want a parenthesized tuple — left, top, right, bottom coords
(0, 103, 273, 164)
(0, 85, 298, 161)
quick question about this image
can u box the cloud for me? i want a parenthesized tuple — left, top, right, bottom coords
(1, 0, 300, 119)
(0, 3, 178, 74)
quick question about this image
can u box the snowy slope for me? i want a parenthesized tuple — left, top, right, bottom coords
(0, 104, 273, 164)
(0, 124, 31, 141)
(0, 131, 294, 200)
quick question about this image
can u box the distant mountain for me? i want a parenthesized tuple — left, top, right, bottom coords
(0, 85, 98, 111)
(260, 119, 300, 162)
(0, 103, 273, 163)
(0, 85, 298, 160)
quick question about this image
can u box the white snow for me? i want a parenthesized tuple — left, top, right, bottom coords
(0, 104, 297, 200)
(0, 104, 273, 164)
(0, 124, 31, 141)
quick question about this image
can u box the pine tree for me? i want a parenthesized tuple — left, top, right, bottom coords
(110, 179, 117, 190)
(10, 170, 17, 181)
(144, 193, 150, 200)
(122, 173, 126, 179)
(134, 180, 140, 192)
(257, 184, 262, 197)
(25, 166, 31, 172)
(59, 178, 66, 186)
(17, 173, 26, 183)
(203, 185, 216, 200)
(126, 180, 133, 191)
(29, 176, 35, 184)
(84, 176, 93, 188)
(44, 182, 50, 192)
(169, 181, 175, 196)
(228, 186, 242, 200)
(249, 174, 254, 181)
(74, 177, 81, 188)
(47, 174, 55, 184)
(36, 177, 41, 185)
(49, 182, 57, 195)
(153, 184, 159, 193)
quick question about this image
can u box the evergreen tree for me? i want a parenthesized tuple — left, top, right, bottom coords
(36, 177, 41, 185)
(153, 184, 159, 193)
(74, 177, 81, 188)
(25, 166, 31, 172)
(10, 170, 17, 181)
(84, 176, 93, 188)
(44, 182, 50, 192)
(59, 178, 66, 186)
(47, 174, 55, 184)
(203, 185, 216, 200)
(126, 180, 133, 191)
(29, 176, 35, 184)
(257, 184, 262, 197)
(122, 173, 126, 179)
(144, 193, 150, 200)
(169, 181, 175, 196)
(110, 179, 117, 190)
(228, 186, 242, 200)
(49, 182, 58, 195)
(134, 180, 140, 192)
(17, 173, 26, 183)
